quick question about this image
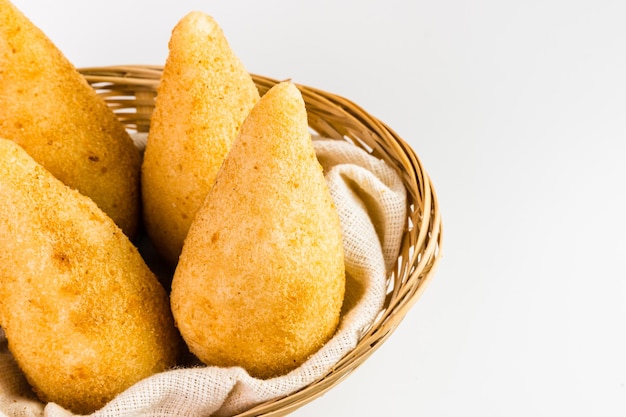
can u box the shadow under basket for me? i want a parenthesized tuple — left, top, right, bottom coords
(78, 65, 443, 417)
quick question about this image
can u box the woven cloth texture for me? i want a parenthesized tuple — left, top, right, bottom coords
(0, 136, 407, 417)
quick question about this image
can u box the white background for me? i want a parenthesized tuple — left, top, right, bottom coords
(10, 0, 626, 415)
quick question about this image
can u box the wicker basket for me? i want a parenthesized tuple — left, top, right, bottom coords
(78, 65, 443, 416)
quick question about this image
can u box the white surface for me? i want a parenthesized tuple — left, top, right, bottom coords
(9, 0, 626, 416)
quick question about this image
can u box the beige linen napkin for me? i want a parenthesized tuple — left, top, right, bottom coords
(0, 136, 406, 417)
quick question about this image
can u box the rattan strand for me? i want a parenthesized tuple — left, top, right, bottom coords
(78, 65, 443, 417)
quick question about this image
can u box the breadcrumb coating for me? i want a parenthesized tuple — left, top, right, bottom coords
(0, 138, 180, 414)
(0, 0, 141, 238)
(171, 82, 345, 379)
(141, 11, 260, 265)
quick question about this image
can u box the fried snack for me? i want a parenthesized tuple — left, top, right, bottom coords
(171, 82, 346, 379)
(0, 0, 141, 238)
(141, 11, 260, 265)
(0, 138, 180, 414)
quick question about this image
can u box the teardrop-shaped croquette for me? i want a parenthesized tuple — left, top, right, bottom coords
(0, 0, 141, 237)
(0, 138, 180, 414)
(171, 82, 345, 379)
(141, 11, 260, 265)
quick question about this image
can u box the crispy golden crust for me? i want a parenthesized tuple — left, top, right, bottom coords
(0, 138, 180, 414)
(171, 82, 345, 379)
(141, 11, 260, 265)
(0, 0, 141, 238)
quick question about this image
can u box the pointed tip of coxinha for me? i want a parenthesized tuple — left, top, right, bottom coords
(238, 81, 308, 148)
(171, 81, 346, 379)
(177, 10, 218, 32)
(169, 11, 219, 49)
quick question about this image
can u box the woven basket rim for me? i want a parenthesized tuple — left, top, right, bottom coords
(79, 65, 443, 417)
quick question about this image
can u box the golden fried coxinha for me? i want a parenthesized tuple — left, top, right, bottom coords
(0, 138, 180, 414)
(0, 0, 141, 238)
(171, 82, 346, 379)
(141, 11, 260, 265)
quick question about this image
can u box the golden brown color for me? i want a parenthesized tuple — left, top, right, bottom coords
(0, 138, 180, 414)
(0, 0, 141, 238)
(171, 82, 346, 379)
(79, 66, 442, 417)
(141, 11, 260, 265)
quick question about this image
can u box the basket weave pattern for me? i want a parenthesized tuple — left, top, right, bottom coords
(78, 65, 443, 416)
